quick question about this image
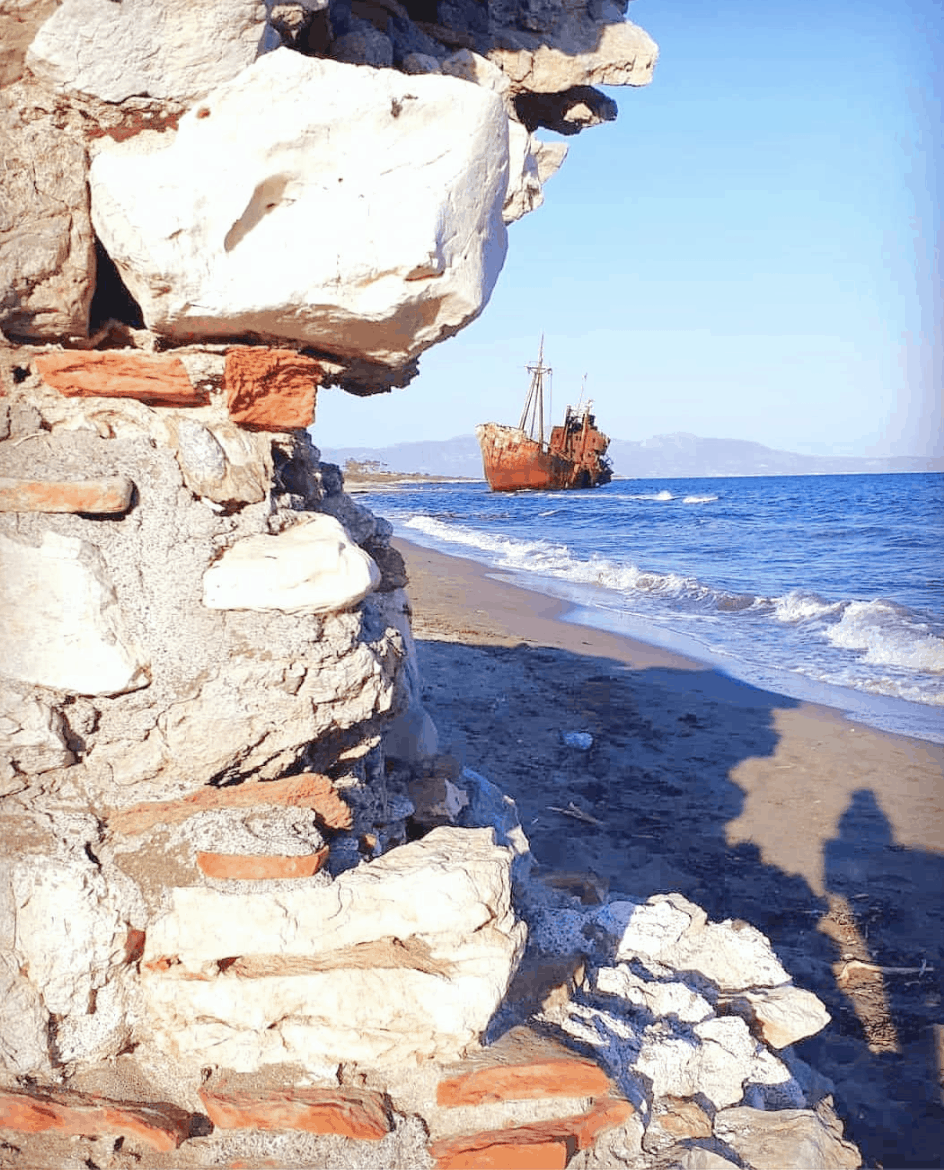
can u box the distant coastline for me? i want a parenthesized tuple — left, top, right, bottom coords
(320, 432, 944, 482)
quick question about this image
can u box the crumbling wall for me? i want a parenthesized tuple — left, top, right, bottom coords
(0, 4, 863, 1166)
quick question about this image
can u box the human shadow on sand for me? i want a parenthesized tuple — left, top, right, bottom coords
(414, 636, 944, 1169)
(812, 789, 944, 1168)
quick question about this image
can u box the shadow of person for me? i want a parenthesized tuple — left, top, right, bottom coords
(805, 788, 944, 1168)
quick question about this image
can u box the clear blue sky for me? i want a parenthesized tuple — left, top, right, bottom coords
(313, 0, 942, 457)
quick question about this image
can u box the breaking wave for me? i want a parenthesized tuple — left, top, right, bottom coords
(401, 513, 944, 708)
(824, 600, 944, 673)
(683, 494, 719, 504)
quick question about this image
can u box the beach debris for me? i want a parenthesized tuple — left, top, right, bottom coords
(549, 801, 605, 827)
(836, 957, 932, 986)
(562, 730, 594, 750)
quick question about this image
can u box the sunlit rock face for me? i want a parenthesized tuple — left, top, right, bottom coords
(89, 51, 510, 366)
(141, 826, 526, 1071)
(25, 0, 271, 103)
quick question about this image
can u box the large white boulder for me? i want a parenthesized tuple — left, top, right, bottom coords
(0, 531, 149, 696)
(26, 0, 270, 103)
(89, 50, 510, 365)
(202, 515, 380, 614)
(141, 827, 526, 1069)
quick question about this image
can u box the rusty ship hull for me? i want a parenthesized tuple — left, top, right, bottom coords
(478, 340, 613, 492)
(476, 423, 612, 492)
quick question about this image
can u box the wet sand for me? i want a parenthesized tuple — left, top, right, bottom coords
(395, 536, 944, 1169)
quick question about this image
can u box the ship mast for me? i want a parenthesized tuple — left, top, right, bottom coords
(518, 336, 552, 446)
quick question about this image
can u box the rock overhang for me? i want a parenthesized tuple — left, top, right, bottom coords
(89, 51, 511, 367)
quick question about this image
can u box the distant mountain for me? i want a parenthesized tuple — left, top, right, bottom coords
(607, 433, 944, 478)
(317, 432, 943, 480)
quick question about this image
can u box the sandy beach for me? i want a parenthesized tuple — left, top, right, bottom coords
(395, 536, 944, 1169)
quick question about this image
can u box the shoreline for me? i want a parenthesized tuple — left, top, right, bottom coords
(393, 531, 944, 747)
(395, 535, 944, 1166)
(395, 535, 944, 885)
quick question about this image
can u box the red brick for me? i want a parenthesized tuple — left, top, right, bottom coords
(109, 773, 352, 835)
(433, 1136, 571, 1169)
(224, 348, 322, 430)
(198, 1087, 389, 1141)
(197, 847, 329, 880)
(0, 1087, 193, 1152)
(437, 1027, 611, 1107)
(124, 928, 147, 964)
(567, 1097, 635, 1149)
(438, 1059, 609, 1107)
(0, 475, 134, 514)
(35, 351, 204, 406)
(430, 1129, 573, 1169)
(429, 1098, 634, 1170)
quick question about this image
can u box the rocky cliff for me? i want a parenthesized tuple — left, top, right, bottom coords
(0, 3, 861, 1166)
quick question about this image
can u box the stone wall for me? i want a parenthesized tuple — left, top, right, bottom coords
(0, 2, 862, 1165)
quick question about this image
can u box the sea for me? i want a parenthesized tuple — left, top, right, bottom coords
(354, 473, 944, 745)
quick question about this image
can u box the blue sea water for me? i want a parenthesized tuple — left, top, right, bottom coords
(356, 473, 944, 744)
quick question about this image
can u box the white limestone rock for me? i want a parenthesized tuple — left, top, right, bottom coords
(713, 1105, 861, 1169)
(532, 139, 569, 185)
(202, 515, 380, 613)
(672, 1151, 741, 1170)
(744, 1045, 808, 1110)
(0, 951, 48, 1074)
(0, 873, 49, 1074)
(5, 857, 137, 1065)
(504, 120, 546, 224)
(89, 50, 510, 365)
(142, 827, 526, 1069)
(728, 983, 832, 1050)
(0, 692, 74, 776)
(634, 1015, 759, 1111)
(595, 964, 713, 1024)
(441, 48, 511, 99)
(0, 93, 94, 340)
(489, 9, 657, 94)
(593, 895, 790, 992)
(594, 897, 693, 963)
(26, 0, 270, 103)
(667, 920, 791, 992)
(376, 587, 439, 765)
(0, 531, 149, 696)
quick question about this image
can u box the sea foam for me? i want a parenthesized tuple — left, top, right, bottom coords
(825, 600, 944, 673)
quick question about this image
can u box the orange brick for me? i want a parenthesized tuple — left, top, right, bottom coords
(198, 1087, 389, 1141)
(430, 1130, 573, 1169)
(197, 847, 329, 880)
(0, 475, 134, 514)
(437, 1026, 611, 1107)
(224, 348, 322, 430)
(568, 1097, 635, 1149)
(438, 1058, 609, 1107)
(429, 1098, 634, 1170)
(109, 773, 352, 835)
(35, 351, 204, 406)
(0, 1087, 193, 1152)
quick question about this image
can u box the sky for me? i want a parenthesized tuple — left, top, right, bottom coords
(312, 0, 943, 458)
